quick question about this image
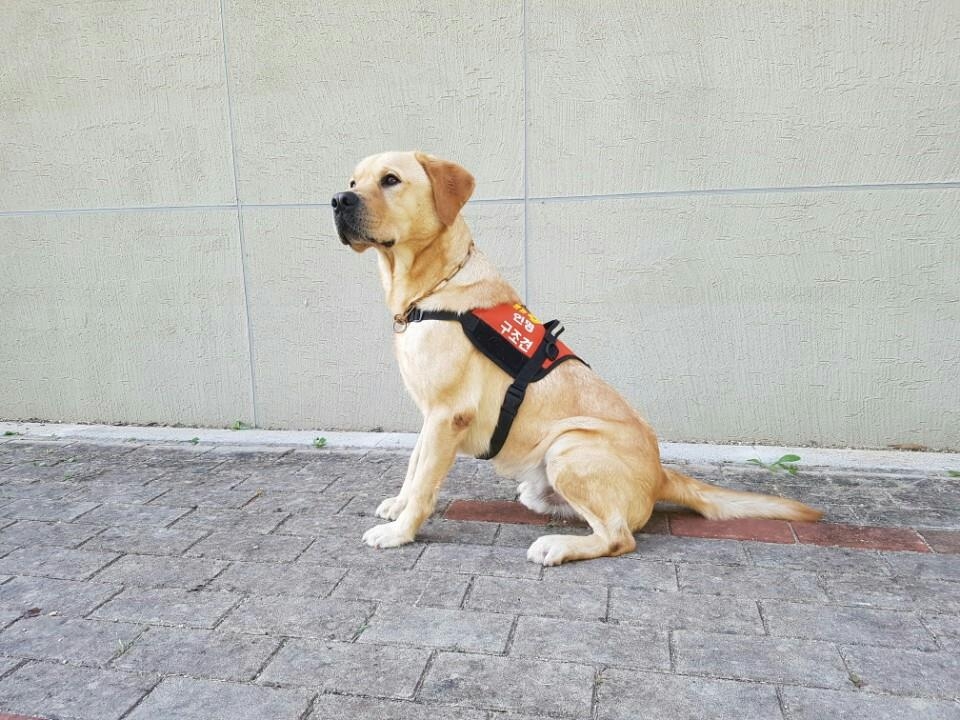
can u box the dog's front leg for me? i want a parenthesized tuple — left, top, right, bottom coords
(362, 411, 461, 549)
(375, 431, 424, 520)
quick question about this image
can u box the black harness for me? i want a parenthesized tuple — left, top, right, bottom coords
(406, 306, 585, 459)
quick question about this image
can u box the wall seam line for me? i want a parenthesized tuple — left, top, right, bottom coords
(218, 0, 259, 428)
(3, 181, 959, 218)
(521, 0, 530, 305)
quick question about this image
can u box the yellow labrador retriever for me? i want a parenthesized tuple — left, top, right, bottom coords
(332, 151, 821, 565)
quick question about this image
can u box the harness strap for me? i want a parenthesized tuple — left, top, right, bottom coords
(407, 308, 565, 460)
(478, 319, 561, 460)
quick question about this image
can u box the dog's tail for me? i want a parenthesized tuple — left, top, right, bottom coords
(658, 468, 822, 522)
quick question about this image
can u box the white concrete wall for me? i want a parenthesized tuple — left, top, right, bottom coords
(1, 1, 958, 449)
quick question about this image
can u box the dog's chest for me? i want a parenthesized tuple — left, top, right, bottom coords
(394, 322, 470, 405)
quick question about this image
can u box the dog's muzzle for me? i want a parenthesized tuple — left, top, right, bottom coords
(331, 191, 362, 245)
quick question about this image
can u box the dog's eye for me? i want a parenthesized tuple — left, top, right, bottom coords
(381, 174, 401, 187)
(349, 180, 356, 188)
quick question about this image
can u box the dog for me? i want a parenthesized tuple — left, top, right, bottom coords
(332, 151, 822, 565)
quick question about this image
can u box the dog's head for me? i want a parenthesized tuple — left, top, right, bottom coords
(332, 151, 475, 252)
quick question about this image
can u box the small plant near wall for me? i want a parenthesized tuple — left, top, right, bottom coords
(948, 470, 960, 478)
(313, 437, 327, 449)
(747, 454, 801, 475)
(230, 420, 252, 431)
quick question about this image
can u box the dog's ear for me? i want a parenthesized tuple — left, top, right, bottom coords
(415, 152, 475, 226)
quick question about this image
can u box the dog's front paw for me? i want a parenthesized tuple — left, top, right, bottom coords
(526, 534, 572, 566)
(362, 521, 415, 549)
(375, 495, 407, 520)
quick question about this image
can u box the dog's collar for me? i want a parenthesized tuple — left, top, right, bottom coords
(393, 242, 475, 333)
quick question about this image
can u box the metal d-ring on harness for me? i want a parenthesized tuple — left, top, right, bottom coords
(405, 308, 569, 460)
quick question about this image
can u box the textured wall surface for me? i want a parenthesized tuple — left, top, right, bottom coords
(1, 1, 958, 448)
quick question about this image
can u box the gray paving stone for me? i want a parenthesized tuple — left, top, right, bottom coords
(70, 475, 170, 504)
(330, 567, 470, 608)
(0, 660, 155, 720)
(79, 466, 169, 486)
(780, 685, 960, 720)
(221, 595, 373, 640)
(542, 556, 679, 591)
(419, 652, 595, 718)
(186, 531, 312, 562)
(673, 630, 849, 688)
(609, 587, 765, 634)
(126, 675, 311, 720)
(274, 513, 365, 537)
(0, 462, 100, 482)
(92, 587, 240, 629)
(417, 518, 499, 545)
(115, 626, 280, 681)
(0, 479, 84, 500)
(207, 561, 344, 597)
(842, 644, 960, 698)
(511, 615, 669, 669)
(359, 604, 513, 653)
(744, 541, 891, 575)
(233, 469, 336, 495)
(885, 551, 960, 582)
(493, 522, 563, 548)
(169, 506, 288, 534)
(596, 668, 782, 720)
(0, 576, 121, 616)
(633, 534, 749, 565)
(0, 607, 22, 631)
(308, 694, 487, 720)
(0, 441, 78, 466)
(77, 502, 191, 527)
(82, 524, 208, 556)
(94, 554, 228, 590)
(259, 638, 430, 698)
(678, 563, 827, 600)
(242, 490, 350, 515)
(761, 599, 936, 649)
(0, 546, 119, 580)
(820, 572, 917, 610)
(0, 615, 144, 665)
(922, 612, 960, 650)
(298, 533, 425, 570)
(466, 575, 607, 621)
(0, 497, 100, 521)
(0, 656, 22, 678)
(822, 573, 960, 613)
(0, 519, 104, 548)
(151, 486, 262, 509)
(416, 543, 541, 578)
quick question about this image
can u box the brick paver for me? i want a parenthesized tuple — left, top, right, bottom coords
(0, 439, 958, 719)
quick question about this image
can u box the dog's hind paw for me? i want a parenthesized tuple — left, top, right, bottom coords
(362, 521, 415, 549)
(375, 495, 407, 520)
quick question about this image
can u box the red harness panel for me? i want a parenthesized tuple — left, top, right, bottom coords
(469, 303, 578, 375)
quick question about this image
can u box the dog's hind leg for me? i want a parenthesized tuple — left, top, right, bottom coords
(526, 431, 653, 566)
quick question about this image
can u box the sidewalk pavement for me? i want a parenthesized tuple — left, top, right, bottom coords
(0, 434, 957, 719)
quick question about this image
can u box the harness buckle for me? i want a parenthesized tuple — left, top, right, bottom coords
(503, 384, 526, 412)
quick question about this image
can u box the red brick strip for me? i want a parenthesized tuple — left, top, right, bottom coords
(792, 522, 930, 553)
(445, 499, 553, 525)
(670, 515, 796, 544)
(0, 714, 48, 720)
(443, 499, 952, 554)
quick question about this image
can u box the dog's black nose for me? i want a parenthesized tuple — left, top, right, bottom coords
(331, 191, 359, 211)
